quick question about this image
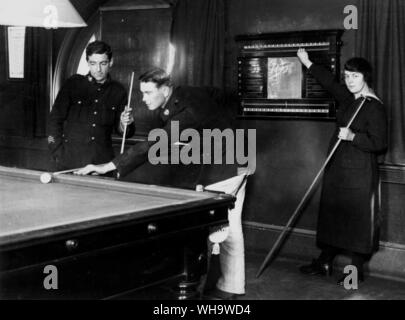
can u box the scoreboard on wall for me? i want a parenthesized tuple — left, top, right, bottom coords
(236, 29, 344, 120)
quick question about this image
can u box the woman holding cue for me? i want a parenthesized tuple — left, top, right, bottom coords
(297, 48, 388, 285)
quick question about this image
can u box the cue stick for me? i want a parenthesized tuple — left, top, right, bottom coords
(231, 173, 249, 197)
(40, 167, 84, 183)
(53, 168, 83, 175)
(120, 71, 135, 154)
(256, 96, 370, 278)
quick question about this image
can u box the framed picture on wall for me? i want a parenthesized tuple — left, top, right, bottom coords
(236, 29, 343, 119)
(5, 26, 26, 80)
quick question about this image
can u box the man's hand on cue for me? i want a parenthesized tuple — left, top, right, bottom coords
(120, 106, 134, 129)
(74, 162, 117, 175)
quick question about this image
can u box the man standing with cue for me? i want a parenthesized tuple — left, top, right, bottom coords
(47, 40, 135, 171)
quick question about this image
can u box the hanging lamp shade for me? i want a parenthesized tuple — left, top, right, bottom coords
(0, 0, 87, 28)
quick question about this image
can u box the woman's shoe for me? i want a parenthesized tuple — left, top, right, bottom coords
(299, 259, 333, 276)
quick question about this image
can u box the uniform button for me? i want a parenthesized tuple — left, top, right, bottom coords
(94, 111, 97, 115)
(92, 123, 96, 127)
(163, 109, 170, 116)
(91, 137, 95, 141)
(94, 99, 98, 103)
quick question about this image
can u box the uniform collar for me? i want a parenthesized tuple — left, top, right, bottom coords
(160, 87, 181, 119)
(86, 73, 112, 86)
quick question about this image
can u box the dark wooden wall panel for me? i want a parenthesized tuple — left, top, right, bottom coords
(225, 0, 355, 229)
(0, 136, 51, 171)
(101, 8, 172, 136)
(225, 0, 405, 258)
(241, 120, 335, 230)
(380, 170, 405, 245)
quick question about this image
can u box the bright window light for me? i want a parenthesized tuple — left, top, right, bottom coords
(166, 43, 176, 75)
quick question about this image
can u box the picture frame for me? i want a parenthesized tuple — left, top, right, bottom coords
(5, 26, 26, 81)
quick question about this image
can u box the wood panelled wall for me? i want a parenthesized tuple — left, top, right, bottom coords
(100, 7, 172, 136)
(224, 0, 357, 230)
(0, 0, 109, 171)
(224, 0, 405, 279)
(0, 0, 404, 279)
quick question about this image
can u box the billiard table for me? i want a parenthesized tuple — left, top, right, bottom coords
(0, 165, 234, 299)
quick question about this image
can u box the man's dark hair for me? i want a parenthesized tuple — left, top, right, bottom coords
(86, 40, 112, 61)
(139, 68, 172, 88)
(344, 57, 373, 87)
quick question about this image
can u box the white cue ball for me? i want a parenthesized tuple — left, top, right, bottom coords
(40, 172, 53, 184)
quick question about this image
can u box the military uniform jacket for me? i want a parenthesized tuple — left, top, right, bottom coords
(48, 74, 134, 170)
(113, 86, 237, 189)
(309, 64, 388, 254)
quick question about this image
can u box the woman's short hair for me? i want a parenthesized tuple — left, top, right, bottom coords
(86, 41, 112, 61)
(139, 68, 172, 88)
(344, 57, 373, 86)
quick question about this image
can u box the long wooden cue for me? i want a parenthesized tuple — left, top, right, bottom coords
(256, 96, 370, 278)
(53, 168, 83, 175)
(120, 71, 135, 154)
(232, 173, 249, 197)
